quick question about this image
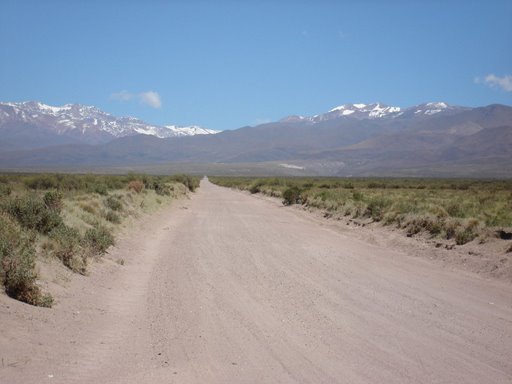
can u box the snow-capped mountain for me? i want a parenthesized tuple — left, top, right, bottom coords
(1, 100, 510, 178)
(281, 102, 464, 123)
(319, 103, 402, 121)
(0, 101, 219, 149)
(164, 125, 220, 137)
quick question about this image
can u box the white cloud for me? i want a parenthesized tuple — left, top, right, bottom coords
(110, 90, 162, 108)
(139, 91, 162, 108)
(476, 74, 512, 92)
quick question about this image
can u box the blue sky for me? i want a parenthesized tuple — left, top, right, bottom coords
(1, 1, 511, 130)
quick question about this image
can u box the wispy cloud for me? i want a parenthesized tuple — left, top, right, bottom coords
(110, 90, 162, 108)
(475, 74, 512, 92)
(139, 91, 162, 108)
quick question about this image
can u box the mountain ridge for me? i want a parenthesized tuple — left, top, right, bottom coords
(0, 101, 511, 177)
(0, 101, 220, 150)
(279, 101, 468, 123)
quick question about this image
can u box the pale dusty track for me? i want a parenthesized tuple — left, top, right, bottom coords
(1, 180, 512, 383)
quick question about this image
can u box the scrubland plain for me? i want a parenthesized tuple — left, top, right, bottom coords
(0, 173, 199, 306)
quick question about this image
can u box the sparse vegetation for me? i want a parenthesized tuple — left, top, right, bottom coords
(0, 213, 52, 307)
(210, 176, 512, 247)
(83, 225, 115, 255)
(0, 172, 199, 306)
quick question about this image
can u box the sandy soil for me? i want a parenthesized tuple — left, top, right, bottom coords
(1, 179, 511, 383)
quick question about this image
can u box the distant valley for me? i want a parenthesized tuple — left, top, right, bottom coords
(0, 101, 511, 177)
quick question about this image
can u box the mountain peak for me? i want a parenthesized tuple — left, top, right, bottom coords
(411, 101, 457, 116)
(320, 102, 401, 121)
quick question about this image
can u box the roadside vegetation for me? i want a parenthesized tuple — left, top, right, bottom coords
(210, 176, 512, 249)
(0, 173, 199, 307)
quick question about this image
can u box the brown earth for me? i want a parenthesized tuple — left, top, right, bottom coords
(1, 179, 511, 383)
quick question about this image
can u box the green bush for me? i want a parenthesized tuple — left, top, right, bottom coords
(105, 195, 123, 211)
(4, 195, 63, 234)
(105, 210, 121, 223)
(49, 225, 86, 273)
(454, 219, 479, 245)
(455, 229, 476, 245)
(88, 183, 108, 195)
(24, 175, 59, 190)
(282, 186, 303, 206)
(43, 190, 63, 211)
(83, 226, 114, 255)
(365, 197, 391, 221)
(154, 182, 171, 196)
(0, 213, 52, 307)
(170, 174, 199, 192)
(249, 181, 263, 194)
(0, 184, 12, 197)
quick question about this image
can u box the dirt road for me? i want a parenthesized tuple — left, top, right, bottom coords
(1, 179, 512, 383)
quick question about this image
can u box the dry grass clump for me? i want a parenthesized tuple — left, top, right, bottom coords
(128, 180, 145, 193)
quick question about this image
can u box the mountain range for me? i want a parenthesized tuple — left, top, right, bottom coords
(0, 101, 219, 150)
(0, 100, 511, 177)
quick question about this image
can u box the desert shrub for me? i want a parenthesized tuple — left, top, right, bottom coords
(24, 174, 59, 190)
(105, 195, 123, 211)
(455, 228, 476, 245)
(444, 219, 459, 240)
(3, 195, 63, 234)
(0, 213, 52, 306)
(430, 205, 449, 219)
(404, 215, 444, 236)
(367, 182, 386, 189)
(352, 190, 364, 201)
(148, 180, 171, 196)
(43, 190, 63, 211)
(88, 183, 108, 195)
(454, 219, 480, 245)
(170, 174, 199, 192)
(105, 210, 121, 223)
(83, 226, 114, 255)
(444, 202, 466, 218)
(382, 211, 399, 225)
(49, 225, 86, 273)
(128, 180, 144, 193)
(249, 181, 263, 194)
(0, 184, 12, 197)
(365, 197, 391, 221)
(282, 186, 303, 205)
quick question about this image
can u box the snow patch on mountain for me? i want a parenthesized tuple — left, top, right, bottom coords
(319, 103, 402, 121)
(413, 102, 452, 116)
(164, 125, 221, 137)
